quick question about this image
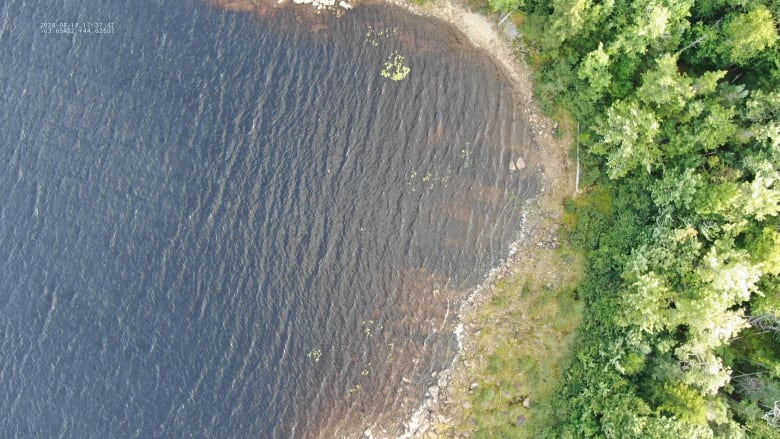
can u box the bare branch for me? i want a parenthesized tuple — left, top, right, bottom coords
(763, 401, 780, 429)
(748, 313, 780, 333)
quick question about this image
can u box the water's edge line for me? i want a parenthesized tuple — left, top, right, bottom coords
(220, 0, 560, 435)
(393, 196, 540, 439)
(353, 1, 562, 437)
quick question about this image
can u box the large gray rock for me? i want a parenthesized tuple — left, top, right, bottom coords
(501, 20, 519, 39)
(428, 385, 440, 400)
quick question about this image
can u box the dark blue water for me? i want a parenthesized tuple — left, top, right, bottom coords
(0, 0, 537, 437)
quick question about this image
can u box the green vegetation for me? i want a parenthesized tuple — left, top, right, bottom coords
(446, 247, 585, 438)
(476, 0, 780, 436)
(381, 51, 411, 81)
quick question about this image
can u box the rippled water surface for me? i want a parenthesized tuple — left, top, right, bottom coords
(0, 0, 537, 436)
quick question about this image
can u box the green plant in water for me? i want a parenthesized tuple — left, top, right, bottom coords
(365, 26, 398, 46)
(381, 51, 410, 81)
(307, 348, 322, 363)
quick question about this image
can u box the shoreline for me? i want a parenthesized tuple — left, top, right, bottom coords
(358, 1, 577, 438)
(205, 1, 576, 436)
(378, 0, 528, 89)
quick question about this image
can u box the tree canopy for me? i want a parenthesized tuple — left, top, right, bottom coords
(500, 0, 780, 436)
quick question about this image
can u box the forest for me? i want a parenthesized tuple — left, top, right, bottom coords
(484, 0, 780, 437)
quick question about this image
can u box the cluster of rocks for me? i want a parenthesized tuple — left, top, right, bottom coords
(536, 237, 560, 249)
(403, 364, 535, 438)
(535, 222, 561, 249)
(402, 369, 456, 438)
(291, 0, 352, 10)
(508, 156, 526, 171)
(525, 108, 552, 143)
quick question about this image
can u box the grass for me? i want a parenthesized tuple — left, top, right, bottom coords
(444, 246, 585, 438)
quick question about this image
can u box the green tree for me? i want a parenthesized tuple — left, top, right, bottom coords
(579, 42, 613, 93)
(592, 100, 661, 178)
(506, 0, 780, 436)
(636, 54, 694, 113)
(721, 6, 778, 65)
(488, 0, 524, 12)
(545, 0, 615, 48)
(611, 0, 694, 56)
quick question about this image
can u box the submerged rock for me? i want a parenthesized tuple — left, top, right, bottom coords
(509, 156, 526, 171)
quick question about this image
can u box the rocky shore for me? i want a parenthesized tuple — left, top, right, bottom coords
(292, 0, 354, 10)
(202, 1, 574, 436)
(365, 2, 576, 438)
(279, 1, 574, 435)
(392, 195, 574, 438)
